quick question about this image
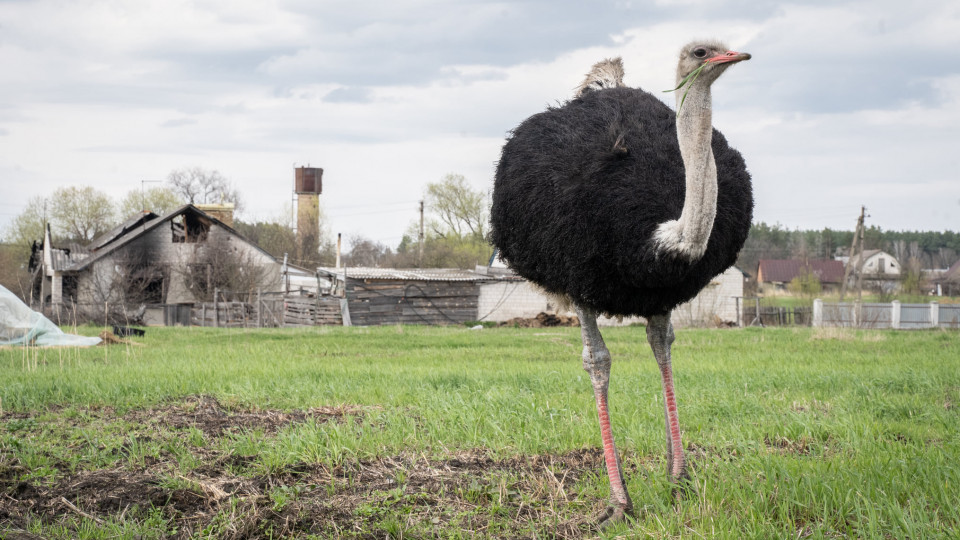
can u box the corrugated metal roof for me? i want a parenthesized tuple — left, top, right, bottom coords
(317, 267, 496, 282)
(50, 247, 90, 271)
(757, 259, 845, 284)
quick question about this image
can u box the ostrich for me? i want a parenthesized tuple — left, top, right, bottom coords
(490, 41, 753, 523)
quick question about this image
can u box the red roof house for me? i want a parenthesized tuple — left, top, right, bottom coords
(757, 259, 845, 285)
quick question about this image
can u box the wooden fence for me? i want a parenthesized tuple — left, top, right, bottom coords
(190, 290, 342, 328)
(282, 294, 343, 327)
(742, 304, 812, 327)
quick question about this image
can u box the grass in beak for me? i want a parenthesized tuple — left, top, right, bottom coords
(664, 62, 707, 114)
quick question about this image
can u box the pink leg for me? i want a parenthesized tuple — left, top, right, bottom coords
(578, 307, 633, 523)
(647, 314, 688, 480)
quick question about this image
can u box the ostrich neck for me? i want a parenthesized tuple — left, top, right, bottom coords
(653, 84, 717, 260)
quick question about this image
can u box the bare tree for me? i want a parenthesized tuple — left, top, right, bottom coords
(180, 236, 272, 301)
(118, 186, 185, 218)
(167, 167, 244, 212)
(343, 235, 392, 267)
(69, 246, 162, 325)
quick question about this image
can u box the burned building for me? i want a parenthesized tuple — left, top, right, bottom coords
(29, 204, 285, 324)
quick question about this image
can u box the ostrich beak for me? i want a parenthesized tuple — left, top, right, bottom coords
(706, 50, 751, 65)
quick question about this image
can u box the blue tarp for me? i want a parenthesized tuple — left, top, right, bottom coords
(0, 285, 101, 347)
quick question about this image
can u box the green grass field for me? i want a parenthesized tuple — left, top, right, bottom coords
(2, 325, 959, 538)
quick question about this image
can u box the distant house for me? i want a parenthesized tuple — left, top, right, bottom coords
(845, 249, 902, 292)
(29, 204, 287, 324)
(756, 259, 845, 293)
(847, 250, 901, 278)
(936, 259, 960, 296)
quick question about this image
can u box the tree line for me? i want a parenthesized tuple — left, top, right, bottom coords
(736, 222, 960, 275)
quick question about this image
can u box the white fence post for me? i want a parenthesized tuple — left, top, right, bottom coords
(813, 299, 823, 327)
(891, 300, 901, 330)
(931, 301, 940, 328)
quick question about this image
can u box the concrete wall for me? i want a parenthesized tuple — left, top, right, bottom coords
(672, 266, 744, 326)
(477, 280, 553, 322)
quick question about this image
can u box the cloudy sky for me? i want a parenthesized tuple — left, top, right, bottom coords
(1, 0, 958, 250)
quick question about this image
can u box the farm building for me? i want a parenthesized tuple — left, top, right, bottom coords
(845, 249, 902, 292)
(473, 265, 747, 327)
(846, 249, 901, 277)
(935, 259, 960, 296)
(474, 266, 556, 322)
(756, 259, 845, 294)
(317, 267, 498, 326)
(28, 204, 289, 324)
(671, 266, 748, 326)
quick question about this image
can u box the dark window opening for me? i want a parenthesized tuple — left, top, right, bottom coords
(62, 275, 78, 303)
(142, 277, 164, 304)
(171, 213, 210, 243)
(125, 272, 165, 304)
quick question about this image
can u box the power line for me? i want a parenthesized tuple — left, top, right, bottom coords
(325, 199, 421, 211)
(328, 208, 417, 219)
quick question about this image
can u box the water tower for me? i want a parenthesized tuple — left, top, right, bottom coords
(295, 166, 322, 231)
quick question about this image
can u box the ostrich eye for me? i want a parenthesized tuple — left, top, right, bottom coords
(693, 48, 708, 58)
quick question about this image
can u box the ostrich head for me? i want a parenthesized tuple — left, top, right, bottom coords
(575, 57, 625, 97)
(675, 40, 751, 88)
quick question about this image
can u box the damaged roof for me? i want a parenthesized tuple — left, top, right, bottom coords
(86, 211, 159, 252)
(49, 244, 90, 272)
(65, 204, 271, 272)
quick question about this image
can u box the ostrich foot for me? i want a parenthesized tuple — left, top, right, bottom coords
(671, 471, 696, 501)
(670, 476, 697, 502)
(594, 503, 633, 529)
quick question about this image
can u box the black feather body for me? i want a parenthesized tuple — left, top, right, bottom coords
(490, 86, 753, 317)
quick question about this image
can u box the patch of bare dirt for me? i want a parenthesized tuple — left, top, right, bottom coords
(764, 435, 816, 456)
(1, 447, 608, 539)
(123, 394, 366, 438)
(1, 396, 612, 538)
(0, 394, 366, 438)
(499, 312, 580, 328)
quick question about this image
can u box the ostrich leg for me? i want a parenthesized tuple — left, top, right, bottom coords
(577, 306, 633, 523)
(646, 313, 688, 481)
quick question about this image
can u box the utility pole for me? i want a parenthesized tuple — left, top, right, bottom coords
(839, 205, 865, 301)
(418, 200, 425, 268)
(854, 205, 868, 301)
